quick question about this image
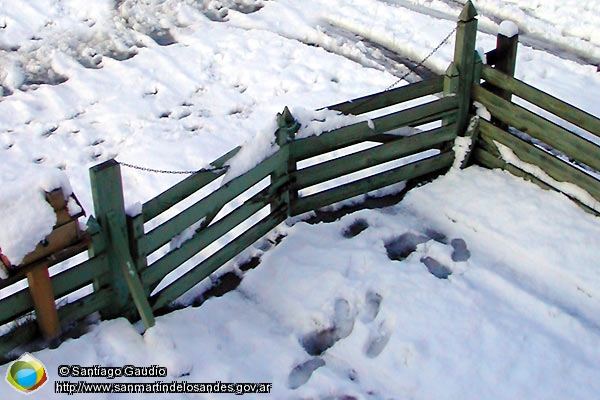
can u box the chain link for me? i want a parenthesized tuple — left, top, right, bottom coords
(384, 26, 458, 92)
(118, 161, 226, 175)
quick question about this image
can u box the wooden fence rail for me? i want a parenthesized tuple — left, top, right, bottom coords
(1, 0, 599, 360)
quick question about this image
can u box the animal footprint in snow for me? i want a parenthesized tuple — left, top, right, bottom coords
(451, 238, 471, 262)
(364, 319, 393, 359)
(362, 291, 382, 323)
(288, 357, 325, 390)
(385, 232, 429, 261)
(420, 256, 452, 279)
(332, 298, 355, 340)
(300, 298, 355, 356)
(342, 218, 369, 238)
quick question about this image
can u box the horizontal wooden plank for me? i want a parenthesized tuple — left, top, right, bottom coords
(472, 147, 599, 216)
(473, 86, 600, 172)
(482, 65, 600, 138)
(0, 254, 108, 327)
(292, 97, 458, 161)
(0, 288, 112, 357)
(20, 222, 80, 266)
(327, 76, 444, 115)
(56, 288, 111, 327)
(0, 286, 33, 327)
(0, 320, 38, 358)
(141, 150, 285, 256)
(142, 169, 227, 223)
(142, 185, 276, 289)
(291, 151, 454, 216)
(51, 255, 108, 300)
(479, 120, 600, 201)
(472, 147, 553, 190)
(294, 124, 456, 190)
(142, 147, 241, 222)
(150, 208, 286, 311)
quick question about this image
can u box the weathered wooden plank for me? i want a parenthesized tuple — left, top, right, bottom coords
(453, 1, 478, 135)
(371, 96, 458, 134)
(108, 213, 155, 328)
(142, 147, 241, 222)
(458, 116, 481, 169)
(479, 120, 600, 201)
(128, 214, 147, 272)
(0, 255, 107, 328)
(0, 320, 38, 358)
(481, 65, 600, 139)
(150, 208, 286, 311)
(56, 288, 112, 327)
(142, 187, 274, 289)
(292, 97, 458, 161)
(327, 76, 444, 115)
(142, 169, 227, 223)
(271, 107, 300, 216)
(291, 151, 455, 216)
(0, 239, 90, 290)
(89, 160, 135, 319)
(20, 221, 81, 266)
(0, 290, 110, 357)
(473, 147, 553, 190)
(51, 255, 108, 300)
(27, 266, 60, 339)
(294, 124, 456, 190)
(0, 286, 34, 327)
(472, 147, 600, 216)
(141, 150, 285, 256)
(473, 86, 600, 172)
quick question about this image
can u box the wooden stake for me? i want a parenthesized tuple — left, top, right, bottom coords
(26, 265, 60, 340)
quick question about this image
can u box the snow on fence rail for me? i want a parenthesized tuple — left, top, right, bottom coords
(1, 1, 599, 359)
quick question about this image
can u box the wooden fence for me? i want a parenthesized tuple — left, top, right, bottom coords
(0, 64, 456, 358)
(463, 8, 600, 213)
(1, 0, 599, 359)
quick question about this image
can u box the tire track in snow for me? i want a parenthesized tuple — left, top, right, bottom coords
(378, 0, 600, 67)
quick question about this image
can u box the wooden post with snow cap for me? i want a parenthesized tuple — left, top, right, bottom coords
(487, 20, 519, 129)
(89, 160, 155, 328)
(272, 107, 300, 216)
(452, 0, 478, 136)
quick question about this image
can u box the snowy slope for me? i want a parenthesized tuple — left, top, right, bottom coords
(0, 0, 599, 398)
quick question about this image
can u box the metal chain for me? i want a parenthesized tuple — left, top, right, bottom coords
(118, 161, 226, 175)
(384, 26, 458, 92)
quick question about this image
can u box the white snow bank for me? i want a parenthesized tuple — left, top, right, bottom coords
(2, 166, 598, 399)
(0, 169, 71, 266)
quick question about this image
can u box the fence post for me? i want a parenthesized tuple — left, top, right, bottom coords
(452, 0, 478, 136)
(89, 160, 145, 323)
(26, 264, 60, 341)
(272, 107, 300, 215)
(487, 22, 519, 128)
(443, 63, 459, 127)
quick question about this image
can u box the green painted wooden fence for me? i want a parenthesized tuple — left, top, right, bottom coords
(1, 1, 599, 359)
(469, 31, 600, 214)
(0, 60, 456, 358)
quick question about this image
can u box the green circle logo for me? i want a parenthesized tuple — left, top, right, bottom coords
(5, 353, 48, 394)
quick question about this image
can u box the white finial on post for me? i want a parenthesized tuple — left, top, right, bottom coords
(498, 21, 519, 38)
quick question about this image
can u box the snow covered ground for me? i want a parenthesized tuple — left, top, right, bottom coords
(1, 0, 599, 398)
